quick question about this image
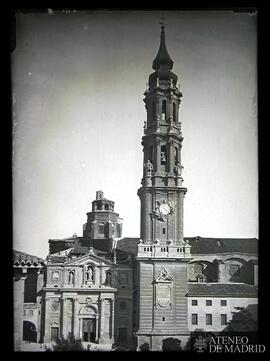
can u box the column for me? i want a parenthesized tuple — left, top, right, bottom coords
(13, 271, 26, 351)
(36, 270, 43, 343)
(140, 191, 152, 242)
(156, 99, 160, 120)
(78, 318, 81, 340)
(43, 297, 50, 343)
(95, 314, 99, 342)
(73, 297, 79, 338)
(154, 138, 161, 173)
(61, 297, 67, 338)
(168, 140, 174, 173)
(110, 298, 115, 342)
(168, 97, 172, 120)
(99, 298, 105, 342)
(176, 191, 184, 242)
(216, 260, 226, 283)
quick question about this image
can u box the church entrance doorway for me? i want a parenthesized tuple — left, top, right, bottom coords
(50, 326, 59, 342)
(82, 318, 96, 342)
(23, 321, 37, 343)
(118, 327, 127, 344)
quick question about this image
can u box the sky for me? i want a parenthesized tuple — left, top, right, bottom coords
(12, 10, 258, 259)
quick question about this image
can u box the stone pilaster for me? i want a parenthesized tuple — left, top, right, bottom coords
(110, 299, 115, 341)
(168, 140, 175, 173)
(72, 297, 79, 338)
(43, 297, 50, 343)
(216, 259, 226, 283)
(155, 138, 161, 173)
(61, 297, 67, 338)
(99, 298, 105, 342)
(95, 314, 99, 342)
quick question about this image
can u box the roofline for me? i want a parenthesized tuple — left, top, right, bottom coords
(187, 294, 258, 298)
(189, 252, 258, 257)
(184, 237, 258, 241)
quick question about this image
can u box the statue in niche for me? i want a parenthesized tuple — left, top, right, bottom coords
(86, 265, 94, 282)
(105, 271, 112, 286)
(144, 160, 153, 176)
(161, 151, 166, 164)
(174, 164, 183, 176)
(68, 270, 74, 284)
(161, 113, 166, 121)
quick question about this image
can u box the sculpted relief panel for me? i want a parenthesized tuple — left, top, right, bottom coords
(154, 267, 174, 309)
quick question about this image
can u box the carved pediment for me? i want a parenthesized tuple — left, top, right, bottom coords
(65, 253, 113, 267)
(155, 267, 174, 283)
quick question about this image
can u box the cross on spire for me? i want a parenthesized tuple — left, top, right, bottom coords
(159, 15, 167, 30)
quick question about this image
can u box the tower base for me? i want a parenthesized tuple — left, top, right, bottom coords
(136, 333, 190, 351)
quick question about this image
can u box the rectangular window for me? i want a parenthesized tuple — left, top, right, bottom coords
(206, 314, 212, 325)
(163, 228, 166, 234)
(220, 300, 227, 306)
(221, 314, 227, 325)
(192, 300, 198, 306)
(191, 314, 198, 325)
(206, 300, 212, 306)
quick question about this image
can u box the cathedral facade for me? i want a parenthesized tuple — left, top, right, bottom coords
(13, 25, 258, 351)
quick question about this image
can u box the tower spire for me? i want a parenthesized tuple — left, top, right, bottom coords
(152, 18, 174, 71)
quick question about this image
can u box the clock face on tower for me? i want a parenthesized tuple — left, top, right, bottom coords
(152, 200, 175, 222)
(159, 203, 171, 216)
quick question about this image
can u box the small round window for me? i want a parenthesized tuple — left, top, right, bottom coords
(119, 301, 127, 311)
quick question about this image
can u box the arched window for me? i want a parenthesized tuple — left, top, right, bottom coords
(173, 102, 176, 122)
(104, 203, 109, 210)
(162, 100, 167, 119)
(96, 203, 101, 210)
(161, 145, 167, 165)
(98, 223, 105, 235)
(149, 146, 154, 164)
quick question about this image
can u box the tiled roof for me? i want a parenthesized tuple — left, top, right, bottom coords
(115, 238, 140, 254)
(70, 244, 91, 255)
(47, 256, 67, 264)
(185, 237, 258, 255)
(49, 237, 81, 243)
(187, 283, 258, 297)
(13, 250, 45, 267)
(113, 237, 258, 256)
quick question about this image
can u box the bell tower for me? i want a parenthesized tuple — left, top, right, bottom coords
(136, 23, 192, 350)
